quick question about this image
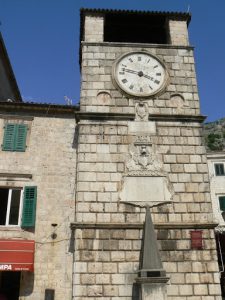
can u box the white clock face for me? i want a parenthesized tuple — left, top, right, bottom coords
(113, 52, 167, 97)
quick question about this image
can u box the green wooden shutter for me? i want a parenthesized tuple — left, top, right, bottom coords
(219, 196, 225, 211)
(2, 123, 16, 151)
(14, 124, 28, 151)
(21, 186, 37, 227)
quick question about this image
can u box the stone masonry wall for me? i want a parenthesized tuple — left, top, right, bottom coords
(73, 119, 221, 299)
(168, 20, 190, 46)
(80, 44, 199, 116)
(84, 14, 104, 42)
(0, 114, 77, 300)
(76, 13, 221, 299)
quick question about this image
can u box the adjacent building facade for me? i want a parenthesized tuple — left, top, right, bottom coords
(207, 152, 225, 298)
(0, 8, 223, 300)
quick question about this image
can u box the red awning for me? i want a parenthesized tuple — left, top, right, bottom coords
(0, 240, 35, 272)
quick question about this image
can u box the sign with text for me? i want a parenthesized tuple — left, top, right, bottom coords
(0, 239, 35, 271)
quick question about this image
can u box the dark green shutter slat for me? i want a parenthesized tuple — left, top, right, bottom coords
(2, 124, 16, 151)
(219, 197, 225, 211)
(21, 186, 37, 227)
(14, 124, 27, 152)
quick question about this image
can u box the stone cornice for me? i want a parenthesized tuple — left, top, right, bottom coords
(70, 222, 218, 230)
(75, 112, 206, 123)
(81, 41, 194, 50)
(0, 173, 32, 179)
(0, 103, 206, 123)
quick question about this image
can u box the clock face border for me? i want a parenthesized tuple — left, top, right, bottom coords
(112, 51, 169, 98)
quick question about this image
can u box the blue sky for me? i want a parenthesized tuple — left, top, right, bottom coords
(0, 0, 225, 122)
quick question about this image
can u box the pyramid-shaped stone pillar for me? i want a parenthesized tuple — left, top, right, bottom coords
(136, 206, 169, 300)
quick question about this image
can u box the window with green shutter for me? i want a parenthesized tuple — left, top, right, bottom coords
(2, 123, 28, 152)
(219, 196, 225, 212)
(21, 186, 37, 228)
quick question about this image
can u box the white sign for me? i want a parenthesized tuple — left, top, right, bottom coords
(0, 264, 12, 270)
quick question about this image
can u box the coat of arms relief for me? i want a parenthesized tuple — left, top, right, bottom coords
(126, 135, 165, 177)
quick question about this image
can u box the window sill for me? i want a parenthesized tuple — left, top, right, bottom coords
(0, 226, 22, 231)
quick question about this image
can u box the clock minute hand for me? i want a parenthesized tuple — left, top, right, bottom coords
(122, 68, 139, 75)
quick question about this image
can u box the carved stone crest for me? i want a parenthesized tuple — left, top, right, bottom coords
(135, 102, 149, 121)
(126, 136, 164, 176)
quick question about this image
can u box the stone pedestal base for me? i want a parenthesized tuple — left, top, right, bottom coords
(136, 277, 169, 300)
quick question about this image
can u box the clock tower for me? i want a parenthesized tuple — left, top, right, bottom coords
(72, 8, 222, 299)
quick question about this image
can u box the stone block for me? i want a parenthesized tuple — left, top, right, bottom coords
(194, 284, 208, 295)
(104, 285, 119, 296)
(170, 273, 185, 284)
(179, 284, 193, 295)
(87, 285, 103, 297)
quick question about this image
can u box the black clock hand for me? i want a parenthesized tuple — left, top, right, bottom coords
(142, 74, 155, 81)
(122, 68, 139, 75)
(123, 68, 154, 80)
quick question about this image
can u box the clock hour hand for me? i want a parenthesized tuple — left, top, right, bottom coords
(141, 73, 154, 81)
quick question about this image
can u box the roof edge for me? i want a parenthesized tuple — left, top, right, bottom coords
(0, 101, 79, 116)
(80, 7, 191, 24)
(0, 32, 22, 102)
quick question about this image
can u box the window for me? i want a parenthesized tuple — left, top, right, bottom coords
(215, 163, 225, 176)
(219, 196, 225, 211)
(0, 186, 37, 227)
(2, 123, 28, 152)
(0, 188, 22, 226)
(219, 196, 225, 222)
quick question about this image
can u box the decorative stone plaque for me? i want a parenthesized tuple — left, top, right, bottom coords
(120, 176, 172, 207)
(120, 135, 173, 207)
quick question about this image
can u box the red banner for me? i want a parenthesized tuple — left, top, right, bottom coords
(0, 239, 35, 271)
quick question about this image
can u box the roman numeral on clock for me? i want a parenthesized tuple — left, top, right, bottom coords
(122, 79, 128, 83)
(129, 85, 134, 90)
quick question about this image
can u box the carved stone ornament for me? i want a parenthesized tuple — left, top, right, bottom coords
(125, 136, 165, 176)
(168, 94, 189, 113)
(135, 102, 149, 121)
(120, 136, 174, 207)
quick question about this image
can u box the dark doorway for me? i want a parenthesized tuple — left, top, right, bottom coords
(0, 272, 21, 300)
(216, 233, 225, 297)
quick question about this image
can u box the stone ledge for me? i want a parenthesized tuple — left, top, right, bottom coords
(0, 114, 34, 121)
(0, 173, 32, 180)
(75, 112, 206, 123)
(135, 277, 170, 284)
(70, 222, 217, 230)
(81, 41, 195, 50)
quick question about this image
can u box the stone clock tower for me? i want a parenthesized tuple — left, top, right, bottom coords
(71, 8, 222, 299)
